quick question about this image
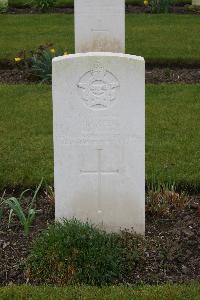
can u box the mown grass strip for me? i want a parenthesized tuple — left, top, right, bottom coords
(146, 84, 200, 191)
(0, 14, 199, 64)
(0, 284, 200, 300)
(0, 84, 199, 191)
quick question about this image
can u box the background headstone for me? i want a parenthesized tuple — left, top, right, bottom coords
(53, 53, 145, 234)
(192, 0, 200, 4)
(74, 0, 125, 53)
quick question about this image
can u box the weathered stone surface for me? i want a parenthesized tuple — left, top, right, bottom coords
(53, 52, 145, 233)
(74, 0, 125, 53)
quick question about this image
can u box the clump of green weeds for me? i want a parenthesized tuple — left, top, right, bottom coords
(14, 44, 68, 84)
(27, 219, 144, 286)
(187, 4, 200, 12)
(146, 183, 190, 217)
(1, 179, 43, 236)
(34, 0, 56, 12)
(148, 0, 172, 13)
(30, 44, 67, 83)
(0, 0, 8, 13)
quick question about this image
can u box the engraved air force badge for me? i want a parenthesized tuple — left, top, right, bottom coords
(77, 63, 120, 110)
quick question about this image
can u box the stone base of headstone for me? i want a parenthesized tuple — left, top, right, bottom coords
(53, 52, 145, 234)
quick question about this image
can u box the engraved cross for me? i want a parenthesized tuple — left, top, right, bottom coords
(91, 18, 108, 34)
(80, 149, 119, 210)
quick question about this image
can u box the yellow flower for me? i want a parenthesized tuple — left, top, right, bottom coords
(64, 51, 68, 56)
(50, 48, 56, 54)
(144, 0, 148, 5)
(15, 57, 22, 63)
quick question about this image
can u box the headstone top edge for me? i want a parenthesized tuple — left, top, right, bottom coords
(52, 53, 145, 64)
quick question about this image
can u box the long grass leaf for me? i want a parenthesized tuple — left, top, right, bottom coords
(19, 189, 31, 202)
(29, 178, 43, 209)
(8, 208, 14, 227)
(5, 198, 26, 226)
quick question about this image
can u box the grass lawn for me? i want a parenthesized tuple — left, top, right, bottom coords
(0, 84, 199, 191)
(0, 284, 200, 299)
(0, 14, 200, 64)
(146, 84, 200, 191)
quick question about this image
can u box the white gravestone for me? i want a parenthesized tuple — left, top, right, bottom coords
(192, 0, 200, 5)
(53, 53, 145, 234)
(74, 0, 125, 53)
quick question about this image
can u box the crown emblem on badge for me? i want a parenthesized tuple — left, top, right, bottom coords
(90, 63, 105, 80)
(77, 63, 120, 110)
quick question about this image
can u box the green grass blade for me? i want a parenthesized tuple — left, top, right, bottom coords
(0, 208, 3, 223)
(29, 178, 43, 209)
(28, 208, 36, 225)
(8, 208, 14, 227)
(19, 188, 31, 202)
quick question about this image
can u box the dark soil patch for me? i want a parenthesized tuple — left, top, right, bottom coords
(127, 5, 200, 15)
(0, 69, 31, 84)
(5, 5, 200, 15)
(0, 195, 199, 286)
(7, 7, 74, 14)
(146, 67, 200, 84)
(0, 196, 54, 285)
(0, 68, 200, 84)
(129, 198, 200, 284)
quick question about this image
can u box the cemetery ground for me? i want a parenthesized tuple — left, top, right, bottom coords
(0, 14, 200, 64)
(0, 84, 200, 290)
(0, 11, 200, 299)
